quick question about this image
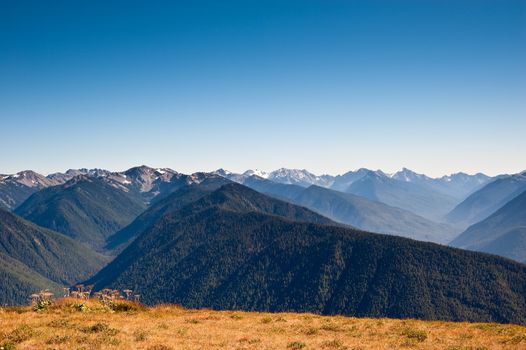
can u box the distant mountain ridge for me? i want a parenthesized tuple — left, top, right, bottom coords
(0, 170, 62, 209)
(0, 166, 498, 212)
(451, 189, 526, 263)
(344, 170, 459, 221)
(391, 168, 492, 199)
(225, 175, 457, 243)
(215, 167, 496, 221)
(1, 165, 207, 211)
(446, 172, 526, 229)
(223, 167, 494, 197)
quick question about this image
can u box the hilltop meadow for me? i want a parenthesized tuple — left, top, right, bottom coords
(1, 298, 525, 350)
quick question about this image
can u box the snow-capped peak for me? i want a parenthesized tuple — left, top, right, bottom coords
(242, 169, 269, 179)
(266, 168, 334, 187)
(391, 168, 429, 182)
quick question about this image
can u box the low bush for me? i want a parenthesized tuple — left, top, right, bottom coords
(287, 341, 306, 349)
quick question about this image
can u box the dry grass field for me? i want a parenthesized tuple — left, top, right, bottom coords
(1, 299, 525, 350)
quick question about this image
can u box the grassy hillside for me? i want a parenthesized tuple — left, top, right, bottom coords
(1, 300, 525, 350)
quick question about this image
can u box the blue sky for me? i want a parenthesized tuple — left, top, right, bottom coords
(1, 0, 525, 177)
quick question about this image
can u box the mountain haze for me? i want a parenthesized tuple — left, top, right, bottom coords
(238, 176, 457, 243)
(232, 168, 483, 221)
(446, 172, 526, 228)
(340, 171, 458, 221)
(392, 168, 492, 200)
(451, 190, 526, 263)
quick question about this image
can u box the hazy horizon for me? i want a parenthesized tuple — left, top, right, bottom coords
(1, 1, 524, 177)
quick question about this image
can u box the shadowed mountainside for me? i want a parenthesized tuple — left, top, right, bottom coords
(15, 176, 147, 249)
(0, 209, 107, 304)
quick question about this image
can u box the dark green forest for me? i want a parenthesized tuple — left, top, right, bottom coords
(0, 209, 108, 304)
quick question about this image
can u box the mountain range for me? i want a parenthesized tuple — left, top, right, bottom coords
(229, 168, 492, 201)
(86, 182, 526, 324)
(217, 167, 494, 221)
(225, 175, 457, 243)
(1, 164, 526, 324)
(0, 165, 210, 212)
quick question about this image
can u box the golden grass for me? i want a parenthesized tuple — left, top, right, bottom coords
(0, 299, 525, 349)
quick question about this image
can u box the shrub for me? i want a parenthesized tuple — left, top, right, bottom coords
(185, 318, 200, 324)
(287, 341, 306, 349)
(0, 341, 16, 350)
(0, 325, 36, 350)
(157, 323, 169, 330)
(5, 325, 35, 343)
(34, 299, 52, 312)
(322, 339, 347, 349)
(134, 330, 148, 341)
(72, 302, 89, 312)
(106, 300, 144, 312)
(30, 290, 54, 312)
(81, 322, 109, 333)
(147, 345, 173, 350)
(94, 334, 121, 346)
(321, 321, 341, 332)
(46, 335, 69, 344)
(80, 322, 118, 335)
(261, 316, 272, 323)
(304, 327, 318, 335)
(401, 328, 427, 342)
(502, 334, 526, 345)
(48, 319, 77, 329)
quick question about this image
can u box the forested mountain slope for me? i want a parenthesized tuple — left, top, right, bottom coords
(87, 184, 526, 324)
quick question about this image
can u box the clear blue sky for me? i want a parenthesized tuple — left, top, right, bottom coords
(1, 0, 525, 177)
